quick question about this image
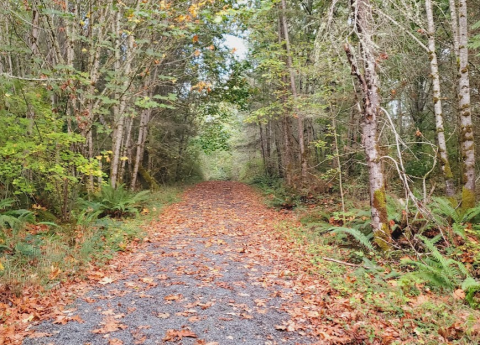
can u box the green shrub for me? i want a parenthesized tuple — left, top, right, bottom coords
(78, 183, 150, 222)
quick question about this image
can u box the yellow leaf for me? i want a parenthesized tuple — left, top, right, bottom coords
(0, 260, 4, 271)
(120, 156, 128, 161)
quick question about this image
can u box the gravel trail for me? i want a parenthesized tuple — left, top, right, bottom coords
(23, 181, 321, 345)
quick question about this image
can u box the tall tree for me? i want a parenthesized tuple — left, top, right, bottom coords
(345, 0, 391, 250)
(452, 0, 476, 209)
(279, 0, 308, 187)
(425, 0, 456, 198)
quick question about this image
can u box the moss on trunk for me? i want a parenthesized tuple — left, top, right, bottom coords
(373, 188, 392, 251)
(139, 165, 159, 191)
(462, 187, 475, 211)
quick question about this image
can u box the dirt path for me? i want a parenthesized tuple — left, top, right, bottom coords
(21, 182, 355, 345)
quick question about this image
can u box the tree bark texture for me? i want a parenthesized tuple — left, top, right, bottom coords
(457, 0, 475, 209)
(345, 0, 391, 251)
(425, 0, 456, 198)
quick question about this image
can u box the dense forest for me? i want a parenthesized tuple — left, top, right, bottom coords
(2, 0, 480, 342)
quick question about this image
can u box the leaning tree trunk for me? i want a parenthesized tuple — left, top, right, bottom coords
(425, 0, 456, 198)
(345, 0, 391, 251)
(457, 0, 476, 209)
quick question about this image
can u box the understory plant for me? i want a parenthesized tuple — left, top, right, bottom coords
(78, 183, 150, 222)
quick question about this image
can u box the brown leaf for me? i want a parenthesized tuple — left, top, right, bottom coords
(163, 329, 198, 342)
(92, 317, 128, 334)
(454, 289, 466, 300)
(156, 312, 170, 319)
(108, 338, 124, 345)
(164, 294, 182, 301)
(28, 332, 53, 339)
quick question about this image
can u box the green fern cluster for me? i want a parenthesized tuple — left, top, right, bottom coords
(0, 198, 34, 233)
(330, 226, 375, 251)
(78, 184, 150, 223)
(401, 235, 469, 290)
(429, 197, 480, 239)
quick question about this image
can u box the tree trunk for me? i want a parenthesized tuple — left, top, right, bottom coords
(280, 0, 308, 186)
(111, 10, 134, 188)
(266, 120, 273, 176)
(457, 0, 476, 209)
(282, 113, 294, 186)
(30, 4, 40, 57)
(425, 0, 456, 198)
(345, 0, 391, 251)
(131, 108, 151, 190)
(119, 116, 133, 184)
(274, 121, 283, 178)
(259, 122, 267, 173)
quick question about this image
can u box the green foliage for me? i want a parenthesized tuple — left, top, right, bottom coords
(252, 176, 299, 209)
(1, 186, 180, 295)
(469, 20, 480, 52)
(198, 122, 231, 153)
(329, 226, 375, 251)
(0, 199, 35, 240)
(428, 197, 480, 240)
(401, 235, 470, 290)
(0, 80, 101, 215)
(78, 184, 150, 221)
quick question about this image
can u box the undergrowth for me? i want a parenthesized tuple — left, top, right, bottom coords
(256, 177, 480, 342)
(277, 220, 480, 344)
(0, 186, 181, 298)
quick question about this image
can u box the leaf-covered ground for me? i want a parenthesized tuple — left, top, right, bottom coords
(5, 181, 478, 344)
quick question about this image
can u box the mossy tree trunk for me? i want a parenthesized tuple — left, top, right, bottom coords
(425, 0, 456, 198)
(345, 0, 392, 251)
(457, 0, 476, 209)
(448, 0, 476, 209)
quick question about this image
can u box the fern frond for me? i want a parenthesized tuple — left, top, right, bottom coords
(330, 227, 375, 251)
(431, 197, 459, 224)
(462, 203, 480, 223)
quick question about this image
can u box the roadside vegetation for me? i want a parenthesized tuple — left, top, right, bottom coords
(251, 176, 480, 342)
(0, 185, 181, 299)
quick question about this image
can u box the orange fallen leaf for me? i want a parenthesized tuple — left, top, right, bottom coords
(454, 289, 466, 300)
(163, 329, 197, 341)
(28, 332, 53, 339)
(92, 317, 127, 334)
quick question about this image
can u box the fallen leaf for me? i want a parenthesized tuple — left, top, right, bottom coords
(28, 332, 53, 339)
(454, 289, 466, 300)
(157, 313, 170, 319)
(163, 329, 198, 342)
(92, 317, 128, 334)
(99, 277, 115, 285)
(164, 294, 182, 301)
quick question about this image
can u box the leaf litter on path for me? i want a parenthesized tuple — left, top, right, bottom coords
(14, 181, 364, 344)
